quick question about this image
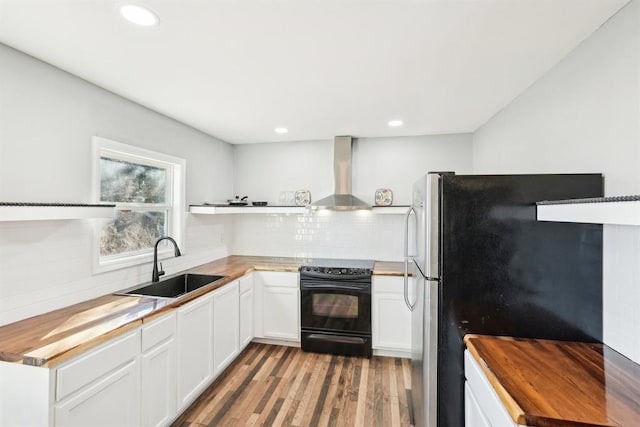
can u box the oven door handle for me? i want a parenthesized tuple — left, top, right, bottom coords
(300, 283, 369, 292)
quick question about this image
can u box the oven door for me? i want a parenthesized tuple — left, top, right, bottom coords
(300, 281, 371, 335)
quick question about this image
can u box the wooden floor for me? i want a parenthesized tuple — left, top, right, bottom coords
(172, 343, 414, 427)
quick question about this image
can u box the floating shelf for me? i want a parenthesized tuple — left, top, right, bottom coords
(0, 203, 115, 222)
(537, 196, 640, 226)
(189, 205, 306, 215)
(189, 205, 410, 215)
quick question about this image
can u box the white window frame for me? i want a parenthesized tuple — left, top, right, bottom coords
(92, 136, 186, 273)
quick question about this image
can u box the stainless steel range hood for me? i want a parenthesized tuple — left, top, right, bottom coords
(310, 136, 371, 211)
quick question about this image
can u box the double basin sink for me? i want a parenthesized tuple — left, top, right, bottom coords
(117, 273, 226, 299)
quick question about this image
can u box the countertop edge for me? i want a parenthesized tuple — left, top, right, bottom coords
(464, 335, 527, 424)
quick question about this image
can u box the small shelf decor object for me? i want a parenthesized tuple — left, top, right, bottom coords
(0, 202, 116, 221)
(537, 195, 640, 226)
(374, 188, 393, 206)
(294, 190, 311, 206)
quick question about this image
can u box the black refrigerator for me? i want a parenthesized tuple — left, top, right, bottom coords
(403, 173, 603, 427)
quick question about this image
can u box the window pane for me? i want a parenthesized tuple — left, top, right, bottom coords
(100, 210, 167, 256)
(100, 156, 167, 204)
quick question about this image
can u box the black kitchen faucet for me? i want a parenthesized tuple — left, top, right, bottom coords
(152, 236, 182, 282)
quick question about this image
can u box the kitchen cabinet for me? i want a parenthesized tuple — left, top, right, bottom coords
(255, 271, 300, 342)
(54, 330, 140, 427)
(465, 382, 491, 427)
(464, 350, 519, 427)
(0, 272, 263, 427)
(140, 312, 177, 427)
(213, 279, 240, 375)
(372, 276, 412, 357)
(176, 292, 214, 411)
(239, 273, 254, 350)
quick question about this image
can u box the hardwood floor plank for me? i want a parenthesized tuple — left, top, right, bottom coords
(354, 358, 370, 427)
(171, 343, 414, 427)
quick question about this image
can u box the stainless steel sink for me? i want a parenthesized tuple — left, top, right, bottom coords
(117, 273, 226, 299)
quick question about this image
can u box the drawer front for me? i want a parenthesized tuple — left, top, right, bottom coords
(239, 273, 253, 294)
(464, 350, 518, 427)
(142, 312, 176, 353)
(56, 330, 139, 402)
(373, 275, 411, 294)
(255, 271, 298, 288)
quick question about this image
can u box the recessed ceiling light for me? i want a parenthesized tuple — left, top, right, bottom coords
(119, 4, 159, 26)
(388, 120, 403, 127)
(274, 127, 288, 134)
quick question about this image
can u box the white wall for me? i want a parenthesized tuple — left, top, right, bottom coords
(0, 44, 234, 326)
(233, 134, 473, 260)
(473, 1, 640, 363)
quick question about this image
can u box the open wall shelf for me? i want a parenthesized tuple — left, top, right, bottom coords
(0, 203, 115, 222)
(189, 205, 410, 215)
(537, 196, 640, 226)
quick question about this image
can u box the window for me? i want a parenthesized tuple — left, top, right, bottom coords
(93, 136, 185, 272)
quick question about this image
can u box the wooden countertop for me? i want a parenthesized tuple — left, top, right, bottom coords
(465, 335, 640, 427)
(0, 255, 402, 367)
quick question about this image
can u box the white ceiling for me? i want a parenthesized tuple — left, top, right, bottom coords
(0, 0, 629, 144)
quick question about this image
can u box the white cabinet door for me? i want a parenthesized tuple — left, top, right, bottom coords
(55, 359, 140, 427)
(239, 279, 254, 350)
(372, 276, 411, 353)
(263, 286, 300, 341)
(177, 293, 214, 411)
(141, 313, 177, 427)
(372, 292, 411, 350)
(213, 280, 240, 375)
(465, 382, 491, 427)
(464, 350, 518, 427)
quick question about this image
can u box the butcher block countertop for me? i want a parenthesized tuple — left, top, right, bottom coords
(0, 256, 403, 367)
(465, 335, 640, 427)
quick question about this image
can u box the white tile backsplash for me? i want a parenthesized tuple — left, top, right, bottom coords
(232, 211, 405, 261)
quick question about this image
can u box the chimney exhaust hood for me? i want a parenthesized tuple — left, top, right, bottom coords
(310, 136, 371, 211)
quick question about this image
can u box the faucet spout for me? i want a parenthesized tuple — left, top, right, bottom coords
(152, 236, 181, 282)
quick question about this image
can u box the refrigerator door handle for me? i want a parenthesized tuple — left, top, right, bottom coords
(403, 206, 416, 259)
(404, 257, 417, 311)
(404, 207, 417, 311)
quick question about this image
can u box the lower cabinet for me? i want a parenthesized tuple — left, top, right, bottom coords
(0, 270, 275, 426)
(239, 273, 254, 350)
(141, 313, 177, 427)
(464, 350, 518, 427)
(213, 280, 240, 375)
(465, 382, 491, 427)
(54, 330, 141, 427)
(372, 276, 412, 356)
(177, 293, 214, 411)
(255, 271, 300, 342)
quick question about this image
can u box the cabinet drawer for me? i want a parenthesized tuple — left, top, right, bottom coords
(373, 275, 411, 294)
(142, 312, 176, 353)
(239, 273, 253, 294)
(255, 271, 298, 288)
(56, 330, 139, 402)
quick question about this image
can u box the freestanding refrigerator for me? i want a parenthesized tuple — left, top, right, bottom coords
(403, 173, 604, 427)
